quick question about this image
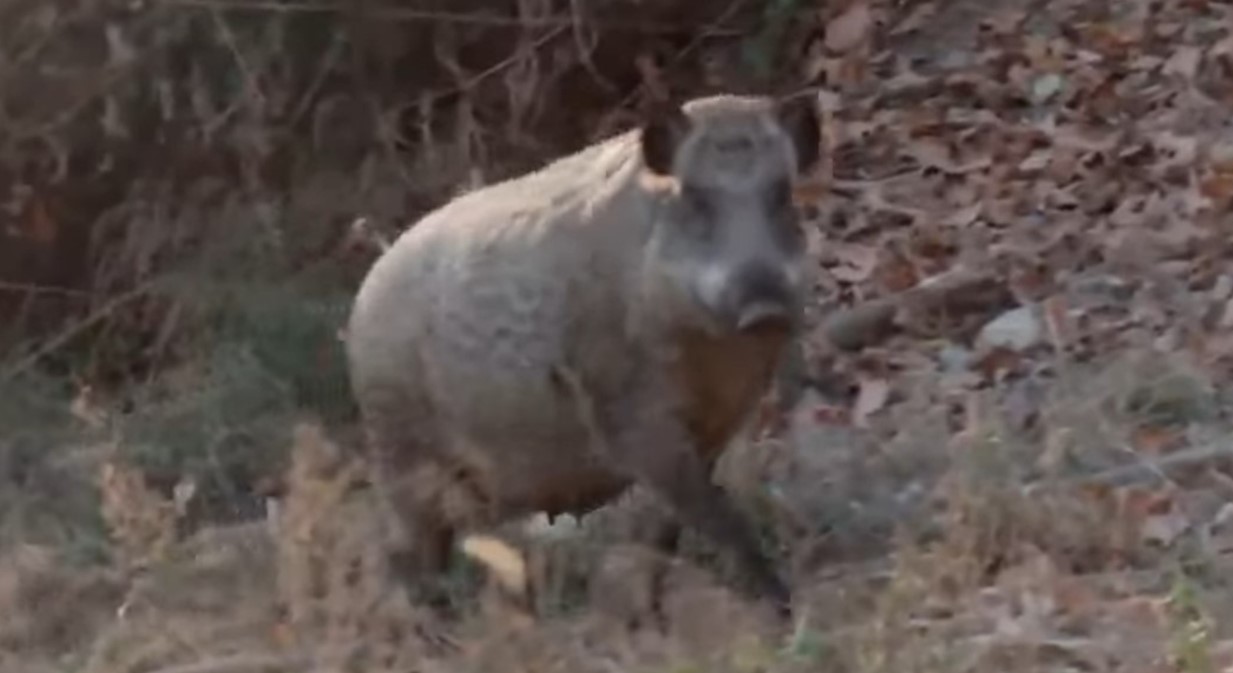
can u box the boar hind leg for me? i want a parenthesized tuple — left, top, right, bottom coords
(375, 457, 464, 612)
(385, 491, 457, 609)
(362, 398, 459, 607)
(380, 472, 455, 574)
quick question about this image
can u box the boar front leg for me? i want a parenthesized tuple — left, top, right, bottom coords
(557, 363, 790, 611)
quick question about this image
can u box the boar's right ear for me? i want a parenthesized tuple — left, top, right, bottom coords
(775, 94, 822, 175)
(639, 101, 690, 176)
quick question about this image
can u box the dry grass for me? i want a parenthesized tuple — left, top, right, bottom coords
(4, 348, 1232, 673)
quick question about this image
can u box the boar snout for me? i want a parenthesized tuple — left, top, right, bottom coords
(725, 263, 797, 334)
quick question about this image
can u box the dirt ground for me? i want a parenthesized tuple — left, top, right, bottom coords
(5, 0, 1233, 671)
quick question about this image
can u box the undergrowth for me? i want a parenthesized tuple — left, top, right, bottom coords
(1, 0, 800, 542)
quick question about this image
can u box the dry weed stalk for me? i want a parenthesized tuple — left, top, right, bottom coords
(273, 421, 459, 671)
(98, 456, 189, 570)
(273, 422, 367, 631)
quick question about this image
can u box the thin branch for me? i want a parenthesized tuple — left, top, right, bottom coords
(568, 0, 619, 95)
(0, 66, 136, 150)
(147, 652, 313, 673)
(0, 8, 167, 148)
(208, 8, 267, 109)
(611, 0, 752, 111)
(0, 280, 90, 297)
(0, 279, 159, 383)
(1025, 441, 1233, 493)
(288, 30, 346, 128)
(441, 25, 569, 103)
(153, 0, 742, 35)
(362, 19, 570, 189)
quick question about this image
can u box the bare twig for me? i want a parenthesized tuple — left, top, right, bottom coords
(0, 67, 136, 149)
(147, 652, 313, 673)
(568, 0, 619, 95)
(288, 31, 346, 128)
(435, 25, 569, 104)
(365, 18, 570, 189)
(0, 8, 167, 148)
(0, 280, 90, 297)
(153, 0, 741, 34)
(1025, 441, 1233, 493)
(0, 280, 159, 383)
(612, 0, 752, 111)
(209, 9, 267, 109)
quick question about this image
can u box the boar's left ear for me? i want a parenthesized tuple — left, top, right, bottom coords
(775, 94, 822, 175)
(640, 100, 691, 177)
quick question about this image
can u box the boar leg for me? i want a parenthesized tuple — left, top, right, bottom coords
(619, 488, 684, 553)
(361, 391, 459, 608)
(564, 364, 790, 609)
(622, 423, 789, 608)
(371, 456, 458, 605)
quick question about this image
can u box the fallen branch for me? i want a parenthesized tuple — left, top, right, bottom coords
(148, 652, 314, 673)
(819, 296, 900, 352)
(1025, 441, 1233, 493)
(820, 266, 1012, 351)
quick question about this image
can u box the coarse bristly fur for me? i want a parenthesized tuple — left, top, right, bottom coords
(344, 92, 823, 614)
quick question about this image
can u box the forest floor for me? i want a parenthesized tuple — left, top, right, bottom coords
(4, 0, 1233, 671)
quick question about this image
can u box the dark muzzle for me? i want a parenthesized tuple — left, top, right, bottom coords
(726, 264, 796, 333)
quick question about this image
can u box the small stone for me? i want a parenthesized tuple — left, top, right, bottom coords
(937, 342, 974, 372)
(1030, 73, 1065, 104)
(977, 305, 1043, 352)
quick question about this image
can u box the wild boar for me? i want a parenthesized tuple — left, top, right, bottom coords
(344, 93, 821, 612)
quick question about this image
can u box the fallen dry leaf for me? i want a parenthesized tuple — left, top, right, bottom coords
(829, 241, 879, 283)
(943, 202, 982, 227)
(1161, 45, 1202, 81)
(852, 375, 889, 427)
(825, 2, 874, 53)
(1140, 506, 1190, 547)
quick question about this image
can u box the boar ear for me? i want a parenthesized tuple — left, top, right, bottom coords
(639, 101, 690, 176)
(775, 94, 822, 175)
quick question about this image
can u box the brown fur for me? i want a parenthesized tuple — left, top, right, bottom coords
(674, 326, 792, 466)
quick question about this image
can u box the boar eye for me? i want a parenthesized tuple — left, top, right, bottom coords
(679, 183, 718, 238)
(765, 178, 793, 213)
(766, 178, 802, 247)
(681, 183, 713, 213)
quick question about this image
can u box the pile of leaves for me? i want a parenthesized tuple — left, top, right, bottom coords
(769, 0, 1233, 668)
